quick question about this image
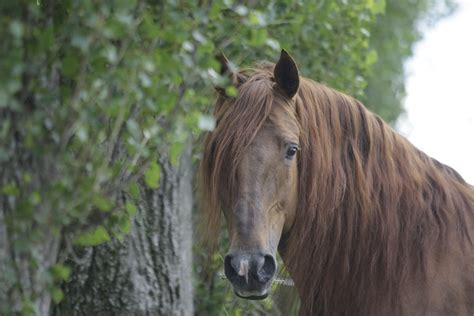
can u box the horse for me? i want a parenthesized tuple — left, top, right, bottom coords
(199, 50, 474, 315)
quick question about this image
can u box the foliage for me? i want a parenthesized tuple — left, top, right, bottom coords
(203, 0, 383, 99)
(362, 0, 456, 123)
(0, 0, 206, 313)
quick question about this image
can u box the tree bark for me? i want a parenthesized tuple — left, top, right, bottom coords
(53, 148, 194, 316)
(0, 216, 60, 315)
(0, 101, 63, 315)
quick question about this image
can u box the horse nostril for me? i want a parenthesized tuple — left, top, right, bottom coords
(257, 254, 276, 283)
(224, 254, 239, 281)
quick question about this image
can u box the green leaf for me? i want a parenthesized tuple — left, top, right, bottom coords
(92, 195, 113, 212)
(125, 201, 138, 217)
(30, 192, 41, 205)
(129, 182, 140, 199)
(249, 28, 268, 46)
(225, 86, 238, 97)
(170, 142, 184, 166)
(50, 264, 71, 281)
(20, 299, 35, 315)
(51, 287, 64, 304)
(2, 183, 19, 196)
(368, 0, 386, 14)
(119, 216, 131, 234)
(248, 11, 266, 26)
(62, 51, 80, 78)
(144, 161, 161, 189)
(74, 226, 111, 246)
(366, 50, 378, 66)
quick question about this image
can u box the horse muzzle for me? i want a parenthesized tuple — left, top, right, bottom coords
(224, 252, 277, 300)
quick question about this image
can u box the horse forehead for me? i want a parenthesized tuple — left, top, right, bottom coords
(267, 102, 299, 141)
(247, 109, 299, 153)
(245, 128, 278, 161)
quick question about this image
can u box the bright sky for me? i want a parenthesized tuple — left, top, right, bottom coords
(398, 0, 474, 185)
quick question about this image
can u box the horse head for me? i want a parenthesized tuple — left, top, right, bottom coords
(203, 50, 301, 299)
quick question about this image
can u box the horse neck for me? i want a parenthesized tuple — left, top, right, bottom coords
(284, 82, 474, 315)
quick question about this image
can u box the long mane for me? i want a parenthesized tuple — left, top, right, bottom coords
(199, 63, 474, 314)
(289, 76, 474, 315)
(199, 64, 277, 250)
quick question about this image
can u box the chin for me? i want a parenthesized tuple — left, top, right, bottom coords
(234, 289, 269, 300)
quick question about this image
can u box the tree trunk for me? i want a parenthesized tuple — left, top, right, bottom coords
(53, 148, 194, 316)
(0, 206, 60, 316)
(0, 123, 61, 315)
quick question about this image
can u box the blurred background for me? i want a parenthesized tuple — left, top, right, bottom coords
(399, 0, 474, 185)
(0, 0, 470, 315)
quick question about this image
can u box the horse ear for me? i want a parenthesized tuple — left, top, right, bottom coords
(216, 52, 232, 76)
(214, 52, 242, 95)
(274, 49, 299, 98)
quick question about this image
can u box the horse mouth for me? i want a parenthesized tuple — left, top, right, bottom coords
(234, 290, 269, 300)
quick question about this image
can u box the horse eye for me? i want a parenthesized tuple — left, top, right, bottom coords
(285, 144, 299, 160)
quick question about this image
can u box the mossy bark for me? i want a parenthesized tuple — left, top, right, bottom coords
(52, 149, 193, 316)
